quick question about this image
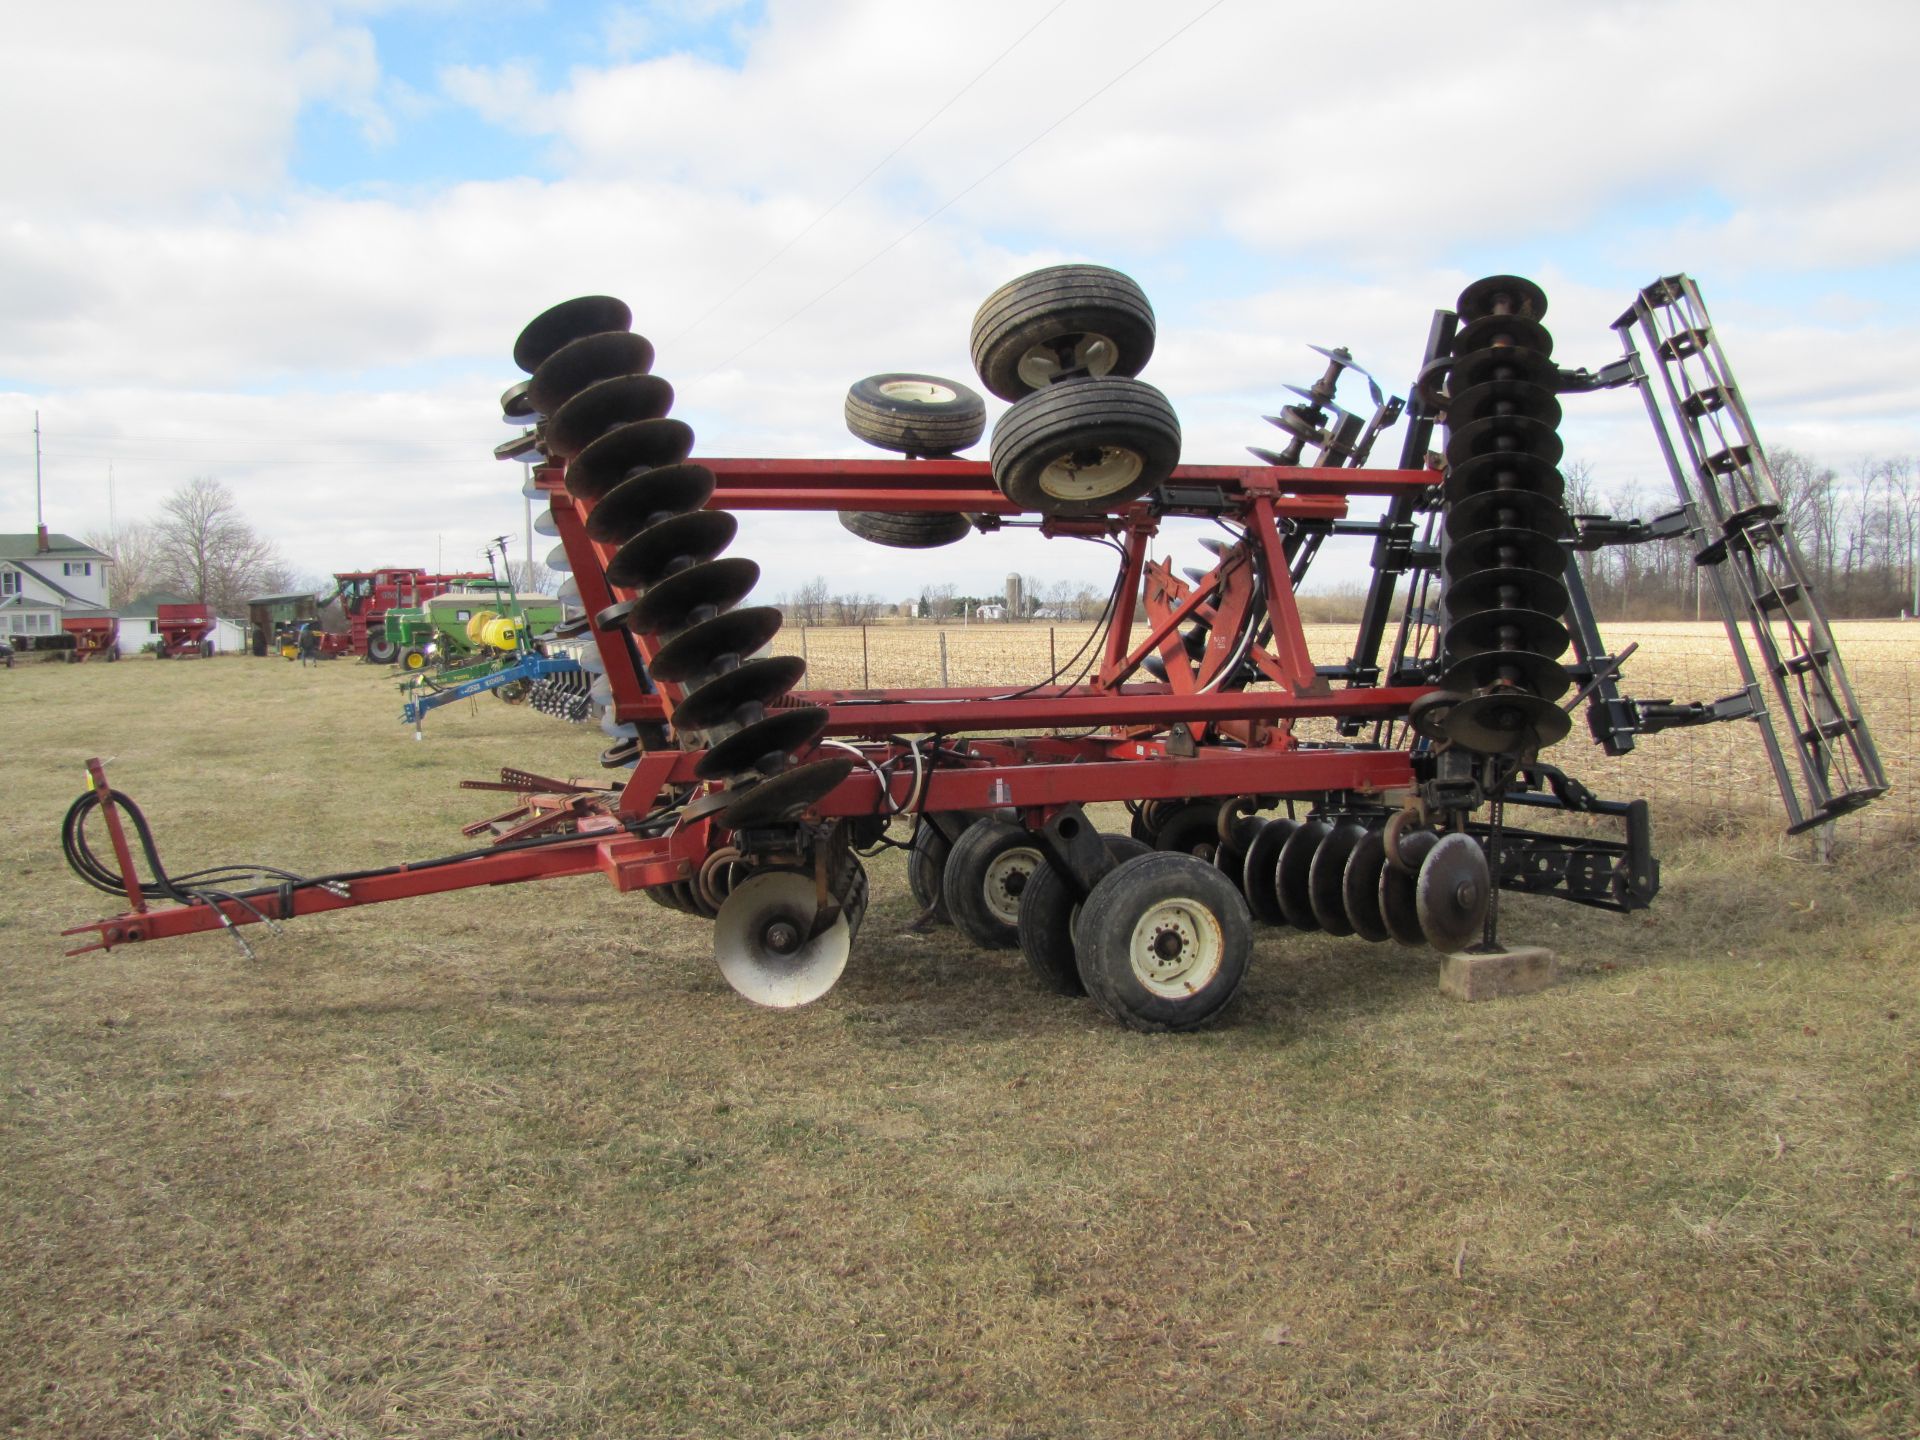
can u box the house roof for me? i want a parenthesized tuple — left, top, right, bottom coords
(0, 533, 109, 562)
(7, 560, 85, 604)
(122, 590, 196, 614)
(0, 595, 59, 611)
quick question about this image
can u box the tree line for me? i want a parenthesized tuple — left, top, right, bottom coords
(1567, 450, 1920, 620)
(775, 576, 1112, 625)
(86, 477, 298, 617)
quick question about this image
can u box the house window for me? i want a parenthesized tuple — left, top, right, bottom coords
(1, 570, 17, 597)
(63, 562, 92, 577)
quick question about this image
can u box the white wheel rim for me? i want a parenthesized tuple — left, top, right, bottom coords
(1016, 333, 1119, 390)
(877, 379, 958, 406)
(1127, 898, 1225, 999)
(982, 845, 1043, 926)
(1038, 444, 1144, 501)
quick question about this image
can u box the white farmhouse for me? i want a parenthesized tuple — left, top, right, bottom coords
(0, 528, 112, 642)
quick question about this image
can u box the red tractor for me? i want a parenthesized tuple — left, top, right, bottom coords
(315, 568, 491, 663)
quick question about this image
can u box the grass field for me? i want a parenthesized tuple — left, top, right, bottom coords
(2, 644, 1917, 1438)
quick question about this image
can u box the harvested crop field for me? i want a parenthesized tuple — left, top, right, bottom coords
(2, 647, 1917, 1438)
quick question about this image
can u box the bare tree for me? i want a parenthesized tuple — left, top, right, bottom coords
(833, 592, 885, 625)
(919, 583, 959, 620)
(83, 522, 166, 607)
(788, 576, 831, 627)
(508, 557, 557, 594)
(154, 478, 293, 616)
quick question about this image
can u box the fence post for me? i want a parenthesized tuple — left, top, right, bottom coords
(862, 625, 870, 688)
(939, 630, 949, 688)
(800, 626, 809, 663)
(1049, 626, 1057, 677)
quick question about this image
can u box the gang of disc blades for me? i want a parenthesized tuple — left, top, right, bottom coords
(1448, 343, 1560, 397)
(1445, 379, 1562, 431)
(1444, 451, 1565, 506)
(1443, 524, 1568, 581)
(649, 604, 783, 683)
(605, 509, 737, 591)
(672, 656, 807, 732)
(1416, 833, 1492, 952)
(627, 556, 761, 636)
(501, 378, 538, 424)
(1443, 688, 1574, 753)
(1439, 648, 1571, 701)
(1307, 819, 1367, 936)
(1379, 829, 1439, 945)
(1443, 565, 1569, 621)
(1444, 414, 1566, 470)
(567, 420, 699, 502)
(695, 706, 830, 780)
(713, 869, 850, 1008)
(513, 295, 632, 374)
(1274, 817, 1330, 931)
(547, 374, 677, 459)
(1240, 817, 1295, 925)
(1447, 487, 1571, 542)
(1443, 607, 1571, 663)
(1452, 313, 1553, 360)
(720, 757, 857, 830)
(584, 461, 716, 542)
(1456, 274, 1549, 325)
(529, 330, 656, 414)
(1341, 828, 1391, 943)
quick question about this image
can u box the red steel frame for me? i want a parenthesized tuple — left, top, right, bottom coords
(65, 455, 1442, 955)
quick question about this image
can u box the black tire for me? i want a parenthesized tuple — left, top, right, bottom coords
(366, 635, 399, 665)
(970, 264, 1156, 402)
(1076, 852, 1253, 1033)
(1151, 801, 1221, 862)
(944, 818, 1046, 950)
(908, 820, 957, 923)
(844, 373, 986, 455)
(990, 376, 1180, 517)
(837, 510, 974, 550)
(1018, 834, 1151, 996)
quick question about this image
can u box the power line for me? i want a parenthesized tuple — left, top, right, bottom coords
(697, 0, 1234, 382)
(670, 1, 1069, 347)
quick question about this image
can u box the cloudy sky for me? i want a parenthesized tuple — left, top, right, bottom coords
(4, 0, 1917, 604)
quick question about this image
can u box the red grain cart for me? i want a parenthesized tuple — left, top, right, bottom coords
(60, 612, 119, 663)
(155, 603, 215, 658)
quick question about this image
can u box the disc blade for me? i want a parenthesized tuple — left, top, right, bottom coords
(605, 509, 738, 592)
(501, 378, 537, 424)
(1442, 568, 1570, 624)
(628, 556, 761, 636)
(568, 420, 699, 502)
(1341, 829, 1391, 943)
(1275, 817, 1329, 931)
(1439, 649, 1571, 702)
(1452, 313, 1553, 360)
(714, 869, 850, 1008)
(1379, 829, 1438, 944)
(1307, 820, 1367, 935)
(696, 706, 830, 781)
(584, 461, 716, 544)
(1444, 452, 1565, 506)
(556, 575, 579, 604)
(649, 604, 783, 683)
(1444, 414, 1565, 470)
(1445, 378, 1562, 431)
(673, 655, 807, 732)
(1444, 525, 1568, 582)
(1446, 487, 1570, 542)
(1456, 274, 1548, 325)
(1416, 833, 1491, 951)
(533, 509, 560, 537)
(547, 374, 677, 459)
(513, 295, 632, 374)
(529, 330, 656, 415)
(720, 757, 856, 829)
(1442, 607, 1571, 663)
(1440, 688, 1574, 753)
(1448, 344, 1559, 396)
(545, 541, 572, 574)
(1240, 817, 1295, 925)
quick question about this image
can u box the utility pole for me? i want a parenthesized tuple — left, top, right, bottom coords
(34, 411, 43, 526)
(524, 461, 534, 590)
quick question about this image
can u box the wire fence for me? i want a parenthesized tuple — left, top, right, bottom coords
(771, 620, 1917, 833)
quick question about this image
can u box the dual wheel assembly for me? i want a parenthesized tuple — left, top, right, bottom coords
(838, 262, 1182, 551)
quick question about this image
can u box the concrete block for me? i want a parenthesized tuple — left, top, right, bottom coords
(1438, 945, 1559, 1002)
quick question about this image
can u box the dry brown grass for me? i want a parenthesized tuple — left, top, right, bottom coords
(2, 652, 1917, 1438)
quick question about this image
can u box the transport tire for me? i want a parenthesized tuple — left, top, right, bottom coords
(1150, 800, 1222, 863)
(1017, 834, 1151, 996)
(844, 373, 986, 455)
(1076, 852, 1252, 1033)
(908, 819, 957, 923)
(366, 635, 399, 665)
(970, 264, 1156, 402)
(989, 376, 1179, 517)
(944, 818, 1046, 951)
(836, 510, 974, 549)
